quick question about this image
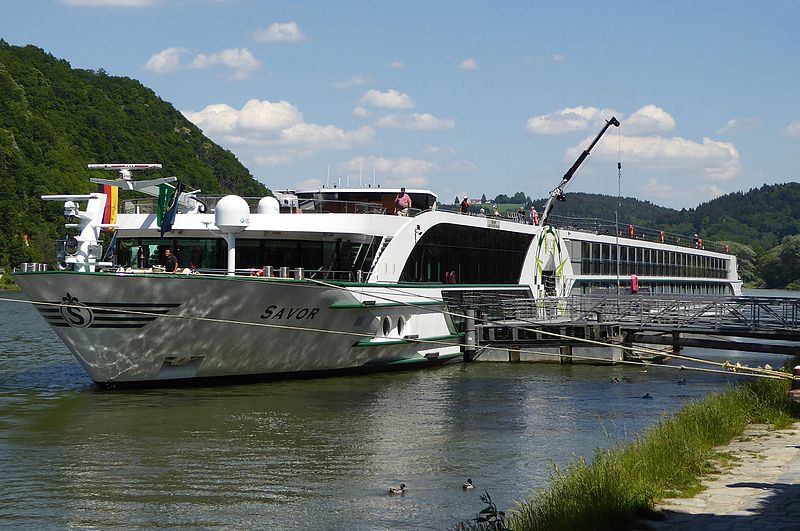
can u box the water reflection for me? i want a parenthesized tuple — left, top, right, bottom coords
(0, 289, 794, 529)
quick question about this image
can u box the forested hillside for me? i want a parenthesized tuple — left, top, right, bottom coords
(0, 41, 268, 267)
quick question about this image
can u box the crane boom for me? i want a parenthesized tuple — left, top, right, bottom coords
(538, 116, 620, 226)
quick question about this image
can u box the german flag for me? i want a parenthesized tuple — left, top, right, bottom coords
(98, 184, 118, 227)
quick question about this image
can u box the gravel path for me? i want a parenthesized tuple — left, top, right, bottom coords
(641, 422, 800, 530)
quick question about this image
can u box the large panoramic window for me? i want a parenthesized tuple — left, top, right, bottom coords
(573, 240, 730, 279)
(399, 223, 533, 284)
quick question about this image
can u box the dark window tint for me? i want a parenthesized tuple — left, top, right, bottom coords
(400, 223, 533, 283)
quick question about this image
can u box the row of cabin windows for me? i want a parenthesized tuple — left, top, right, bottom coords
(115, 225, 533, 285)
(575, 280, 733, 296)
(399, 223, 533, 284)
(575, 242, 729, 279)
(115, 238, 376, 274)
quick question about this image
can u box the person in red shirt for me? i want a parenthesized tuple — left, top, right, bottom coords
(460, 195, 470, 214)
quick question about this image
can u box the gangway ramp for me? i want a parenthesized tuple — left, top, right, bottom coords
(461, 295, 800, 359)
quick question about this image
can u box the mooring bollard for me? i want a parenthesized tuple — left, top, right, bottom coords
(463, 308, 477, 362)
(672, 330, 681, 353)
(559, 344, 573, 364)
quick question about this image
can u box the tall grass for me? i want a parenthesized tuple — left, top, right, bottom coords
(505, 374, 797, 531)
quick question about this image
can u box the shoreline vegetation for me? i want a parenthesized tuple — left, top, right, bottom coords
(455, 357, 799, 531)
(1, 271, 19, 290)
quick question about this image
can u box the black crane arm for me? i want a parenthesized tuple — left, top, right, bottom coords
(538, 116, 620, 227)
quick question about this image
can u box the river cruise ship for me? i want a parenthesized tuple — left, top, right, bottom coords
(13, 166, 740, 386)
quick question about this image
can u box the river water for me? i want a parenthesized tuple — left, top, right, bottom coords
(0, 289, 794, 529)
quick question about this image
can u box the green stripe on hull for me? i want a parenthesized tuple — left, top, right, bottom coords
(353, 333, 463, 348)
(330, 300, 446, 309)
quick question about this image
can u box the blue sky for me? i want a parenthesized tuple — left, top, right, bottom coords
(2, 0, 798, 208)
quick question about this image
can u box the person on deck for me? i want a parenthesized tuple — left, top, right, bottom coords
(460, 195, 470, 214)
(164, 248, 179, 273)
(395, 187, 412, 216)
(530, 206, 540, 226)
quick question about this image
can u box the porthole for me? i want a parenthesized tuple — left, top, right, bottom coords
(397, 316, 406, 337)
(382, 316, 392, 336)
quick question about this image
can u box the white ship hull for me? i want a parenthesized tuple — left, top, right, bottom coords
(16, 271, 462, 385)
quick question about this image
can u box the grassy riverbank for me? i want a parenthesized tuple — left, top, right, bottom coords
(1, 271, 19, 290)
(456, 362, 799, 531)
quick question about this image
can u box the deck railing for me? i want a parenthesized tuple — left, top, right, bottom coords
(120, 197, 433, 217)
(547, 214, 727, 254)
(470, 294, 800, 338)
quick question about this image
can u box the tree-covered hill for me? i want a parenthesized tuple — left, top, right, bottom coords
(0, 41, 268, 266)
(688, 183, 800, 252)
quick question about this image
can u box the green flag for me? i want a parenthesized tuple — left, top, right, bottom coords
(157, 183, 171, 225)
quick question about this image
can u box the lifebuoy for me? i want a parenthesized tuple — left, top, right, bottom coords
(630, 274, 639, 294)
(659, 230, 665, 244)
(628, 224, 634, 238)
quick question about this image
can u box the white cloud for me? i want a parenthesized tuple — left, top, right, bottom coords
(352, 106, 372, 118)
(641, 178, 674, 199)
(332, 76, 372, 89)
(358, 89, 415, 109)
(784, 121, 800, 137)
(343, 156, 435, 187)
(294, 178, 324, 190)
(254, 154, 297, 167)
(717, 117, 762, 135)
(459, 58, 478, 70)
(552, 53, 566, 62)
(623, 105, 675, 134)
(424, 144, 456, 155)
(187, 48, 260, 79)
(184, 98, 374, 166)
(377, 113, 456, 130)
(144, 47, 187, 74)
(182, 103, 240, 133)
(144, 47, 260, 79)
(237, 99, 303, 130)
(387, 61, 407, 69)
(279, 124, 375, 150)
(526, 106, 618, 135)
(573, 133, 741, 181)
(63, 0, 157, 6)
(254, 22, 306, 42)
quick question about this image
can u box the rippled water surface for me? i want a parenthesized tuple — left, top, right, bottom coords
(0, 289, 793, 529)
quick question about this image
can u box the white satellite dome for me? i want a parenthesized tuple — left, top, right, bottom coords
(257, 196, 280, 215)
(215, 195, 250, 234)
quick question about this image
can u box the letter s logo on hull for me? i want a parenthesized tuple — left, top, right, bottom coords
(59, 292, 94, 328)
